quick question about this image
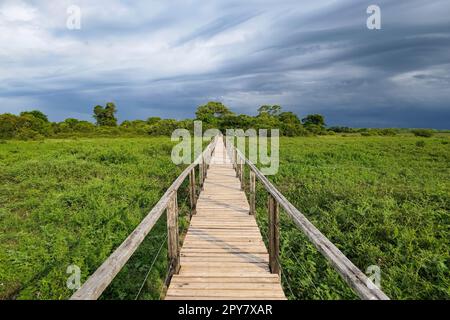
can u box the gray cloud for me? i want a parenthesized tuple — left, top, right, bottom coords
(0, 0, 449, 128)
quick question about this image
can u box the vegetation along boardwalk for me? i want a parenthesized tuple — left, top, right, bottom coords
(71, 135, 388, 300)
(165, 138, 286, 300)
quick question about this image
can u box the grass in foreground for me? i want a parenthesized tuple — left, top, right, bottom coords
(0, 138, 182, 299)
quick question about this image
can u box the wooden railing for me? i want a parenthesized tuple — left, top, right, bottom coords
(71, 136, 219, 300)
(224, 136, 389, 300)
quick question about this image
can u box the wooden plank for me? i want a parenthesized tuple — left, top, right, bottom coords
(189, 169, 196, 215)
(250, 170, 256, 215)
(166, 289, 285, 298)
(181, 257, 269, 264)
(181, 245, 267, 251)
(181, 248, 268, 254)
(167, 191, 180, 275)
(268, 194, 280, 275)
(183, 239, 265, 244)
(180, 252, 269, 258)
(189, 221, 258, 225)
(170, 283, 283, 290)
(165, 296, 286, 301)
(171, 275, 280, 283)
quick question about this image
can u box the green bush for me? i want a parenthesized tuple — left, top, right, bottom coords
(412, 129, 434, 138)
(379, 128, 398, 136)
(416, 140, 426, 148)
(15, 128, 44, 140)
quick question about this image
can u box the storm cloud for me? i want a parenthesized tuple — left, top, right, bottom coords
(0, 0, 449, 128)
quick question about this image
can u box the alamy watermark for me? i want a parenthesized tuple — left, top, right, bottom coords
(367, 5, 381, 30)
(65, 5, 380, 31)
(366, 265, 382, 291)
(66, 264, 81, 290)
(171, 121, 279, 175)
(66, 5, 81, 30)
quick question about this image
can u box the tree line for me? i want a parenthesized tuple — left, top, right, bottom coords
(0, 101, 436, 140)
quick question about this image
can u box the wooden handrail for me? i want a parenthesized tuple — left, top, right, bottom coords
(71, 135, 219, 300)
(226, 137, 389, 300)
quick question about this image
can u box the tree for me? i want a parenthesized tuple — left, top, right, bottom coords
(279, 112, 301, 125)
(93, 103, 118, 126)
(254, 112, 281, 131)
(147, 117, 162, 126)
(258, 105, 281, 117)
(302, 114, 325, 127)
(20, 110, 49, 122)
(279, 112, 303, 136)
(148, 119, 180, 136)
(0, 113, 19, 138)
(195, 102, 234, 124)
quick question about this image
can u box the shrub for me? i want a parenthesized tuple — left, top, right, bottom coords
(416, 141, 426, 148)
(0, 114, 18, 139)
(412, 129, 434, 138)
(380, 128, 398, 136)
(15, 128, 43, 140)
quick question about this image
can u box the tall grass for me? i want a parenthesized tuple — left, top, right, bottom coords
(0, 138, 182, 299)
(248, 136, 449, 299)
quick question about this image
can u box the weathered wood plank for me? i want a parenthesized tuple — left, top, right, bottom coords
(172, 281, 282, 292)
(167, 191, 180, 275)
(268, 194, 280, 275)
(166, 289, 285, 298)
(189, 169, 196, 216)
(171, 275, 280, 283)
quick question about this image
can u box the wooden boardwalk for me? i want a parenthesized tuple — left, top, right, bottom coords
(165, 139, 286, 300)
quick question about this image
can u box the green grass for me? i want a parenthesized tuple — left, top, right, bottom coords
(245, 135, 449, 299)
(0, 137, 188, 300)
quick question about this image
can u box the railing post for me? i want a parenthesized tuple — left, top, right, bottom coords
(239, 161, 244, 190)
(189, 169, 196, 216)
(236, 153, 240, 178)
(199, 160, 204, 190)
(203, 154, 207, 181)
(250, 171, 256, 215)
(167, 191, 180, 276)
(268, 194, 280, 275)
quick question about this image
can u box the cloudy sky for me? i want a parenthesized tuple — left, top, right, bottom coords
(0, 0, 449, 128)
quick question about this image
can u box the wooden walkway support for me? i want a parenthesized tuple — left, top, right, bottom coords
(165, 138, 285, 300)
